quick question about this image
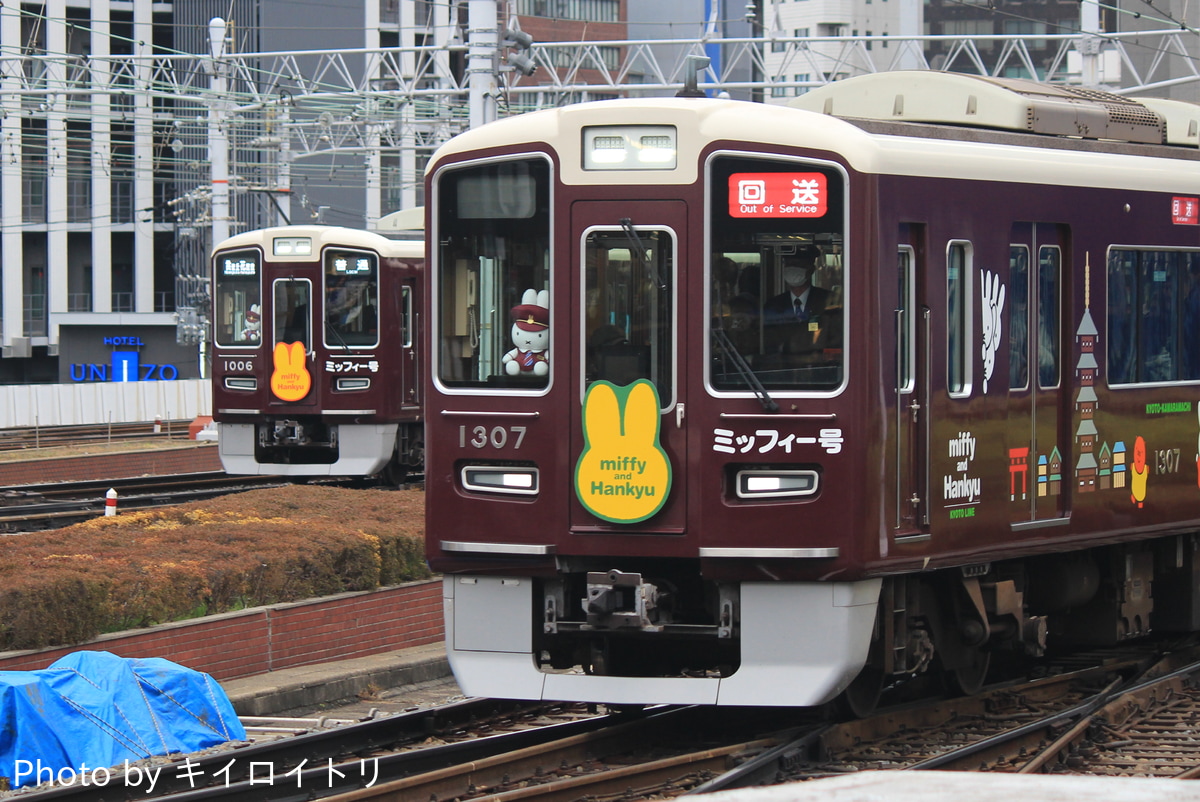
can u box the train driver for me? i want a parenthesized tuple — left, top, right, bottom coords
(762, 246, 832, 360)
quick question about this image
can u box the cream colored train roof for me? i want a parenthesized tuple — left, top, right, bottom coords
(788, 71, 1168, 145)
(427, 84, 1199, 194)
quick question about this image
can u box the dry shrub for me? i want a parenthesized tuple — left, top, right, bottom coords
(0, 485, 430, 651)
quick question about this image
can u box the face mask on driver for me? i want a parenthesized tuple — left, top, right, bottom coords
(783, 266, 809, 287)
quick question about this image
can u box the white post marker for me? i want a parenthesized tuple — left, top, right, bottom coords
(105, 488, 118, 516)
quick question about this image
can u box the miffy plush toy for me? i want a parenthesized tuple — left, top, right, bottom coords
(503, 288, 550, 376)
(241, 304, 262, 342)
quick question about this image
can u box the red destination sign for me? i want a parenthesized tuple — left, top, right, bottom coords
(1172, 196, 1199, 225)
(729, 172, 828, 218)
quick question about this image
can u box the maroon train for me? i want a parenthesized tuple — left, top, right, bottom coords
(422, 70, 1200, 710)
(210, 224, 424, 483)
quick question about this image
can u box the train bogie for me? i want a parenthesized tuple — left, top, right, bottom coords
(211, 225, 424, 482)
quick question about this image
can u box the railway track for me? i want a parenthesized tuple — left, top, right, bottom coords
(0, 473, 288, 532)
(698, 639, 1200, 792)
(0, 420, 195, 452)
(13, 640, 1200, 802)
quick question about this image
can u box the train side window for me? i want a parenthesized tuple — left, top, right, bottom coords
(274, 278, 311, 349)
(400, 286, 413, 348)
(946, 241, 973, 397)
(1038, 246, 1060, 389)
(1139, 250, 1179, 383)
(1108, 247, 1200, 386)
(1107, 249, 1138, 385)
(212, 248, 262, 347)
(1008, 245, 1029, 391)
(897, 246, 915, 394)
(1182, 253, 1200, 380)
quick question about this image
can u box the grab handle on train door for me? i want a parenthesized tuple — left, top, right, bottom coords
(676, 402, 685, 428)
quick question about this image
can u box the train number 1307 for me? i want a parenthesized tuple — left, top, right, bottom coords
(459, 425, 528, 449)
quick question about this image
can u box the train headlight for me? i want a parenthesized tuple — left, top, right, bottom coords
(273, 237, 312, 256)
(735, 469, 819, 499)
(583, 126, 677, 170)
(461, 465, 540, 496)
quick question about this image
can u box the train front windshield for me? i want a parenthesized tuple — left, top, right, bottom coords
(213, 249, 262, 347)
(709, 155, 846, 393)
(325, 249, 379, 348)
(434, 158, 551, 389)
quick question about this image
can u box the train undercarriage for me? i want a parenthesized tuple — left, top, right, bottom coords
(218, 418, 423, 482)
(468, 532, 1200, 712)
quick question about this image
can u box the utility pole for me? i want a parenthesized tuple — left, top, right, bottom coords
(208, 17, 231, 247)
(1079, 0, 1102, 87)
(468, 0, 499, 128)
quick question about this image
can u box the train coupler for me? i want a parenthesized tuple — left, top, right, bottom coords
(583, 570, 663, 632)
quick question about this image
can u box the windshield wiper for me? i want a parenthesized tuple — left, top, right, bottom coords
(712, 326, 778, 412)
(324, 320, 351, 352)
(619, 218, 666, 291)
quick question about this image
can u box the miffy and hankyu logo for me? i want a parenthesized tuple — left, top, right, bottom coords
(575, 379, 672, 523)
(271, 341, 312, 402)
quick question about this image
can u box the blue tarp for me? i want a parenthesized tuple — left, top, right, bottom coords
(0, 651, 246, 788)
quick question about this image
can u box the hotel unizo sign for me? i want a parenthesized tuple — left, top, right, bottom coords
(68, 336, 180, 382)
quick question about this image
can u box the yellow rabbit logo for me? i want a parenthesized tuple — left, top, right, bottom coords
(270, 341, 312, 402)
(575, 379, 672, 523)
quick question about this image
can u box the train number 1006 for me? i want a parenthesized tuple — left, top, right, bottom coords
(460, 425, 528, 450)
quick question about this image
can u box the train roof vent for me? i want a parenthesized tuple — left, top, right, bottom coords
(376, 206, 425, 233)
(1136, 98, 1200, 147)
(789, 71, 1166, 145)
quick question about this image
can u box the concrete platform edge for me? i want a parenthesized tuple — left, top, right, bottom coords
(221, 642, 450, 716)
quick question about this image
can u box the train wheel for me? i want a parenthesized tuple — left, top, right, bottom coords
(947, 648, 991, 696)
(839, 664, 885, 718)
(381, 460, 408, 487)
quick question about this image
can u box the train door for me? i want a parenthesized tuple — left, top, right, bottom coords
(570, 201, 688, 535)
(270, 277, 315, 406)
(895, 227, 931, 538)
(1007, 223, 1068, 524)
(397, 283, 419, 410)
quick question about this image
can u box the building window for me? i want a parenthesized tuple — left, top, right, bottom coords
(512, 0, 618, 22)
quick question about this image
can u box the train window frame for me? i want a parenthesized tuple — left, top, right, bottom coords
(1037, 245, 1061, 390)
(401, 285, 413, 349)
(1107, 245, 1200, 387)
(580, 224, 678, 410)
(273, 277, 312, 350)
(946, 240, 974, 399)
(212, 247, 263, 349)
(897, 246, 916, 395)
(430, 153, 554, 397)
(704, 150, 849, 400)
(323, 247, 380, 350)
(1008, 244, 1030, 392)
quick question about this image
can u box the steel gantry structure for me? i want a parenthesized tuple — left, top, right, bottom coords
(3, 6, 1200, 349)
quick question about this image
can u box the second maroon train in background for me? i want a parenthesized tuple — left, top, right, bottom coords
(210, 224, 424, 484)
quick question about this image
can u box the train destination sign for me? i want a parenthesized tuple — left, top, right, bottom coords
(729, 172, 827, 218)
(220, 255, 259, 277)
